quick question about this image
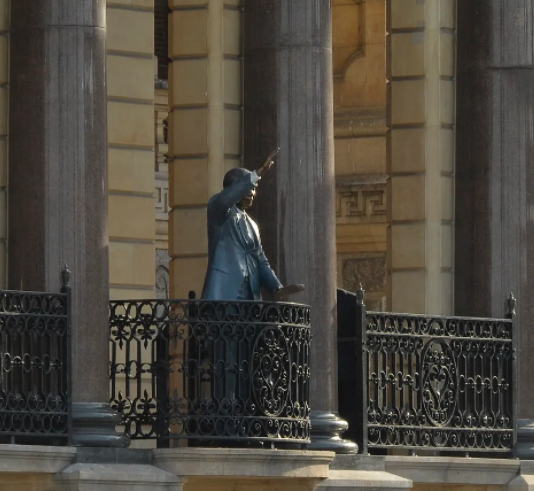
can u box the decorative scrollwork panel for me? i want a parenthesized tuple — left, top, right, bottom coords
(0, 291, 70, 443)
(110, 299, 311, 446)
(365, 313, 515, 453)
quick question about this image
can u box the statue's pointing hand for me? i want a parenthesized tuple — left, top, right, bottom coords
(256, 148, 280, 177)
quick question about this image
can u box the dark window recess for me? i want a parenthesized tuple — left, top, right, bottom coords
(155, 0, 170, 80)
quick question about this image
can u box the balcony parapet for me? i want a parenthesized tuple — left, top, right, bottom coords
(110, 299, 311, 447)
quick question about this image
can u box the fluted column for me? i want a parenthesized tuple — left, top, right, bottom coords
(455, 0, 534, 457)
(9, 0, 126, 446)
(244, 0, 356, 453)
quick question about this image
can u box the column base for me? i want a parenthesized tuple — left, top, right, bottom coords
(515, 419, 534, 459)
(72, 403, 130, 447)
(308, 412, 358, 454)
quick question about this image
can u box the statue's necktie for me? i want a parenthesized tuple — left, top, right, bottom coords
(239, 213, 257, 250)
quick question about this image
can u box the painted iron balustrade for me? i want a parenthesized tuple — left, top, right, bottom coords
(338, 287, 517, 455)
(109, 299, 311, 447)
(0, 272, 72, 444)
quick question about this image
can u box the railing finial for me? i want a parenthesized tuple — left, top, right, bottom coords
(356, 283, 365, 306)
(61, 264, 71, 291)
(507, 291, 516, 318)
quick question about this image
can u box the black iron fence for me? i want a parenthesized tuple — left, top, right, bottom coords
(109, 299, 311, 447)
(338, 287, 516, 455)
(0, 278, 72, 444)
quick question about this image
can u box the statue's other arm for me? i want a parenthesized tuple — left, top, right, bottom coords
(258, 247, 283, 294)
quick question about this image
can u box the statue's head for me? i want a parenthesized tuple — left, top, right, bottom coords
(223, 168, 257, 210)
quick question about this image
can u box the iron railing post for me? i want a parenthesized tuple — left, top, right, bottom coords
(337, 285, 367, 454)
(507, 292, 518, 453)
(61, 265, 74, 446)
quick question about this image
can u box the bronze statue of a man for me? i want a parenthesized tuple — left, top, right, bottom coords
(201, 150, 282, 301)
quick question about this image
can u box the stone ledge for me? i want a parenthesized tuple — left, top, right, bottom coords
(153, 447, 335, 478)
(384, 455, 519, 485)
(0, 444, 76, 474)
(318, 470, 412, 491)
(55, 463, 186, 491)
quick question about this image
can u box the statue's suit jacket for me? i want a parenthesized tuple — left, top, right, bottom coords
(201, 174, 282, 300)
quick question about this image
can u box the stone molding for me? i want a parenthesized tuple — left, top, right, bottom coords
(55, 463, 186, 491)
(332, 0, 365, 81)
(336, 175, 387, 224)
(319, 470, 412, 491)
(334, 106, 387, 139)
(0, 444, 76, 474)
(384, 456, 519, 486)
(155, 171, 170, 220)
(153, 447, 334, 479)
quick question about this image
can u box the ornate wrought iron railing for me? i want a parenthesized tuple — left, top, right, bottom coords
(338, 287, 516, 455)
(109, 299, 311, 447)
(0, 282, 72, 444)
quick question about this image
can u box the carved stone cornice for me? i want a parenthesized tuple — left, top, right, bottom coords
(336, 174, 387, 224)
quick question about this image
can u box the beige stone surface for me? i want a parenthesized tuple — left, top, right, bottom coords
(508, 473, 534, 491)
(319, 470, 412, 491)
(390, 129, 425, 173)
(387, 0, 456, 314)
(108, 0, 154, 8)
(184, 477, 321, 491)
(413, 486, 503, 491)
(332, 0, 387, 292)
(108, 149, 155, 195)
(0, 474, 55, 491)
(107, 55, 155, 102)
(0, 444, 76, 474)
(0, 36, 7, 84)
(390, 33, 424, 77)
(169, 207, 208, 256)
(107, 8, 154, 55)
(55, 463, 185, 491)
(168, 0, 242, 298)
(385, 456, 518, 486)
(335, 137, 386, 176)
(169, 159, 208, 207)
(391, 176, 425, 222)
(224, 8, 242, 56)
(170, 9, 208, 57)
(224, 59, 242, 105)
(109, 241, 156, 286)
(169, 256, 208, 299)
(390, 0, 424, 29)
(390, 223, 425, 269)
(106, 2, 156, 301)
(337, 223, 387, 254)
(170, 60, 208, 106)
(390, 270, 426, 313)
(154, 447, 334, 479)
(224, 108, 242, 155)
(110, 287, 157, 300)
(0, 0, 8, 31)
(390, 80, 426, 125)
(170, 109, 208, 155)
(109, 195, 155, 241)
(108, 101, 154, 148)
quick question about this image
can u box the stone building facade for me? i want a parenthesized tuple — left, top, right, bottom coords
(3, 0, 534, 490)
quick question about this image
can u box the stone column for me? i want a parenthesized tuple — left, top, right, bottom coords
(454, 0, 534, 458)
(168, 0, 243, 299)
(9, 0, 126, 446)
(244, 0, 356, 453)
(386, 0, 456, 315)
